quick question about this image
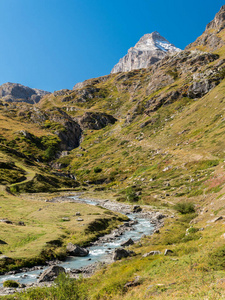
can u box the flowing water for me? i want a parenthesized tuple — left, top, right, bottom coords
(0, 197, 154, 286)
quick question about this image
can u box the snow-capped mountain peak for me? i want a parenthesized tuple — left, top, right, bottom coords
(111, 32, 181, 73)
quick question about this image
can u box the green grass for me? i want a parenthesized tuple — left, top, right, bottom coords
(0, 191, 127, 273)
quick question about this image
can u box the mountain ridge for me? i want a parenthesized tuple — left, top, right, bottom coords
(186, 5, 225, 51)
(0, 82, 50, 104)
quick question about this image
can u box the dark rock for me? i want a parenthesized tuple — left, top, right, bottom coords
(113, 248, 135, 261)
(18, 221, 25, 226)
(70, 268, 82, 274)
(37, 265, 66, 283)
(164, 249, 174, 256)
(133, 205, 142, 213)
(46, 240, 63, 247)
(0, 219, 13, 224)
(0, 240, 7, 245)
(155, 213, 166, 220)
(78, 112, 117, 130)
(120, 238, 134, 247)
(66, 243, 89, 257)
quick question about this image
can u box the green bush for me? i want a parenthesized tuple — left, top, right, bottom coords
(3, 280, 19, 288)
(187, 227, 199, 234)
(94, 167, 102, 173)
(174, 202, 195, 214)
(208, 245, 225, 270)
(126, 187, 139, 202)
(20, 273, 88, 299)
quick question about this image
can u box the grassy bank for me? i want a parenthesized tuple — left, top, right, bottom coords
(0, 191, 127, 274)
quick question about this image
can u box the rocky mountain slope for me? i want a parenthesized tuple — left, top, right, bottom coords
(111, 31, 181, 73)
(0, 82, 50, 104)
(186, 5, 225, 51)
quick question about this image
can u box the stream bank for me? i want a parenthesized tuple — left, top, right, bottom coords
(0, 194, 165, 296)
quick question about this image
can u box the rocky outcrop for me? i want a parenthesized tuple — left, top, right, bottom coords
(206, 5, 225, 32)
(111, 32, 181, 73)
(38, 266, 65, 282)
(187, 79, 218, 99)
(113, 248, 135, 260)
(47, 108, 82, 151)
(120, 238, 134, 247)
(186, 5, 225, 51)
(0, 82, 49, 104)
(20, 107, 82, 151)
(78, 112, 117, 130)
(66, 243, 89, 257)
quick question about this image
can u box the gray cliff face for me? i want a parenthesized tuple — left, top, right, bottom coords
(0, 82, 50, 104)
(111, 31, 181, 74)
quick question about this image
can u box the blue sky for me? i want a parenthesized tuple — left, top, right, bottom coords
(0, 0, 224, 92)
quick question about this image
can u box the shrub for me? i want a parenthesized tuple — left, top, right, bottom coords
(187, 227, 199, 234)
(126, 187, 139, 202)
(3, 280, 19, 288)
(21, 273, 88, 299)
(174, 202, 195, 214)
(94, 167, 102, 173)
(208, 245, 225, 270)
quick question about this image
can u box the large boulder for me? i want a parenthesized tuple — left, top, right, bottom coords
(66, 243, 89, 257)
(38, 265, 66, 283)
(120, 238, 134, 247)
(133, 205, 142, 213)
(113, 248, 135, 261)
(187, 79, 218, 99)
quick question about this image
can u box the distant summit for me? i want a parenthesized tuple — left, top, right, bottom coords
(111, 31, 181, 73)
(0, 82, 50, 104)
